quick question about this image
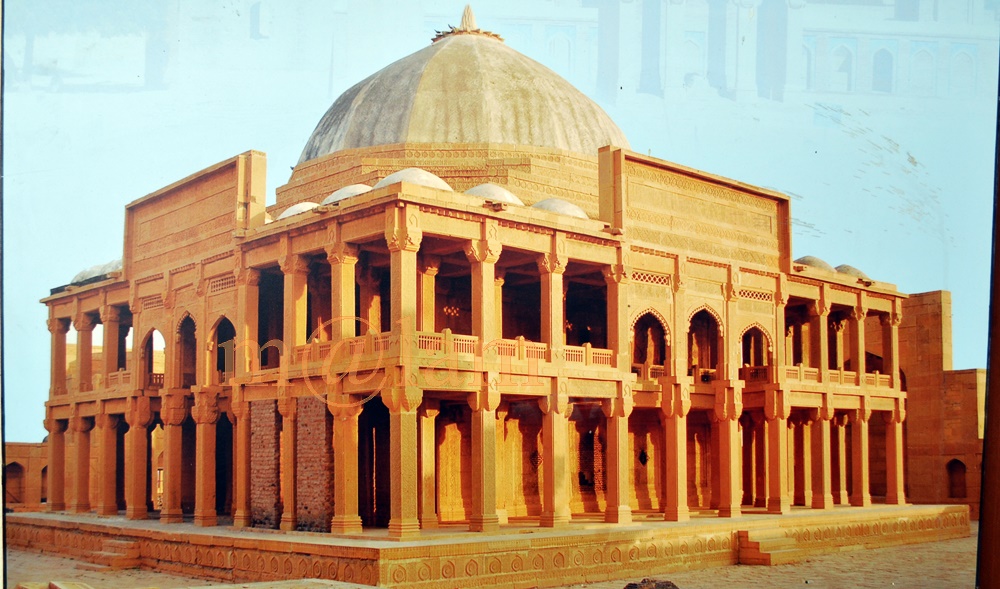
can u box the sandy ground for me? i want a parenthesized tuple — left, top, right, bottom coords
(5, 524, 979, 589)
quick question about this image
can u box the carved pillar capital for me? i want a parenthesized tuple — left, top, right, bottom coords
(468, 379, 500, 413)
(99, 306, 121, 324)
(47, 317, 71, 335)
(73, 314, 96, 332)
(385, 203, 423, 252)
(383, 385, 422, 414)
(419, 398, 441, 420)
(95, 413, 120, 430)
(601, 385, 634, 419)
(464, 239, 501, 265)
(277, 396, 297, 421)
(161, 394, 190, 426)
(125, 396, 154, 428)
(764, 389, 791, 421)
(44, 410, 67, 434)
(536, 253, 567, 275)
(192, 392, 221, 425)
(326, 243, 359, 265)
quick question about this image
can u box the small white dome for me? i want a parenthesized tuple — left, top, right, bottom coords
(373, 168, 453, 192)
(72, 258, 122, 284)
(836, 264, 871, 280)
(531, 198, 589, 220)
(264, 212, 274, 224)
(277, 201, 320, 220)
(321, 183, 372, 205)
(465, 183, 525, 206)
(794, 256, 836, 273)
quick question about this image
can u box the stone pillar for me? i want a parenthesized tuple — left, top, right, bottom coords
(809, 300, 830, 380)
(277, 396, 297, 531)
(765, 389, 791, 514)
(384, 385, 422, 538)
(160, 393, 189, 523)
(48, 318, 70, 396)
(100, 307, 122, 376)
(329, 392, 363, 534)
(833, 414, 850, 504)
(69, 411, 93, 513)
(714, 385, 743, 518)
(234, 268, 260, 377)
(811, 407, 834, 509)
(418, 399, 440, 529)
(44, 413, 68, 511)
(753, 413, 769, 508)
(387, 210, 420, 333)
(885, 401, 907, 505)
(466, 231, 501, 345)
(124, 397, 152, 519)
(494, 273, 505, 342)
(794, 415, 813, 506)
(231, 398, 252, 527)
(881, 310, 902, 389)
(495, 402, 509, 524)
(604, 253, 630, 370)
(539, 383, 571, 527)
(740, 414, 754, 506)
(849, 307, 867, 385)
(280, 254, 309, 363)
(538, 237, 566, 361)
(468, 381, 501, 532)
(418, 255, 440, 332)
(193, 392, 220, 527)
(95, 413, 120, 516)
(831, 319, 847, 371)
(357, 267, 382, 334)
(849, 403, 872, 507)
(660, 377, 690, 521)
(710, 418, 722, 509)
(74, 314, 96, 392)
(327, 243, 359, 342)
(603, 383, 634, 524)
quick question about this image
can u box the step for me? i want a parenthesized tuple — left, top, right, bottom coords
(87, 550, 140, 569)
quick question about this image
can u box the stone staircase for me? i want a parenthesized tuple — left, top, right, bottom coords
(73, 538, 140, 572)
(737, 529, 804, 565)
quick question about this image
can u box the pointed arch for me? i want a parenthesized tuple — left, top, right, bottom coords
(738, 322, 773, 348)
(174, 310, 197, 333)
(176, 314, 198, 388)
(631, 309, 671, 372)
(209, 315, 237, 385)
(4, 461, 25, 503)
(687, 304, 723, 326)
(630, 307, 671, 338)
(137, 327, 166, 390)
(739, 323, 773, 368)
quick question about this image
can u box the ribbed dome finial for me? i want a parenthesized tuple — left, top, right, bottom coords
(433, 4, 502, 42)
(459, 5, 477, 31)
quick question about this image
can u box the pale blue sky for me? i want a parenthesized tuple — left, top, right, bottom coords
(4, 1, 997, 442)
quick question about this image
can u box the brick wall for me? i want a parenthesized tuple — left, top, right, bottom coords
(250, 400, 280, 528)
(296, 396, 333, 532)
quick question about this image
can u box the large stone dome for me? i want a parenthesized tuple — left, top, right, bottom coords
(298, 14, 629, 164)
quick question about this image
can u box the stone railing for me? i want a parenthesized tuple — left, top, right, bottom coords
(739, 365, 772, 384)
(564, 343, 614, 367)
(106, 370, 131, 388)
(147, 373, 164, 389)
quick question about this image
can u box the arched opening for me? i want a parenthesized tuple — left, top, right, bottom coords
(41, 466, 48, 503)
(213, 317, 237, 385)
(688, 310, 720, 383)
(947, 459, 967, 499)
(359, 396, 391, 528)
(178, 316, 197, 388)
(4, 462, 25, 504)
(872, 49, 894, 93)
(215, 413, 234, 517)
(741, 327, 769, 368)
(632, 312, 668, 380)
(830, 46, 854, 92)
(140, 330, 165, 390)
